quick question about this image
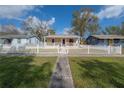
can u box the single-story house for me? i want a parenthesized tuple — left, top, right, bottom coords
(86, 35, 124, 46)
(44, 35, 80, 46)
(0, 34, 40, 48)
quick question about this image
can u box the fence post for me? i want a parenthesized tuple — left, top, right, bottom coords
(37, 44, 39, 54)
(88, 45, 90, 54)
(108, 46, 111, 54)
(120, 45, 122, 55)
(66, 47, 68, 54)
(58, 46, 59, 54)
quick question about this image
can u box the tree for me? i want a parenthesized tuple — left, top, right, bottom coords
(120, 22, 124, 35)
(47, 29, 56, 35)
(87, 15, 99, 34)
(72, 8, 99, 43)
(23, 16, 46, 41)
(105, 24, 124, 35)
(106, 26, 121, 35)
(105, 21, 124, 35)
(23, 16, 55, 41)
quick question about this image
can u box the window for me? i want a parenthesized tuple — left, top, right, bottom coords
(121, 40, 124, 43)
(69, 39, 74, 43)
(114, 39, 120, 43)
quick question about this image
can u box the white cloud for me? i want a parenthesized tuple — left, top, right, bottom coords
(42, 17, 55, 27)
(97, 6, 124, 19)
(47, 17, 55, 25)
(0, 5, 35, 20)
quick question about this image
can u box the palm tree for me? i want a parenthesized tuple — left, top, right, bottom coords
(72, 8, 99, 43)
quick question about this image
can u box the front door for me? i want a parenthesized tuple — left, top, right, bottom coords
(69, 39, 74, 46)
(62, 39, 65, 45)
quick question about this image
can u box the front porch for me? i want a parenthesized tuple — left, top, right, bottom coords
(43, 35, 80, 47)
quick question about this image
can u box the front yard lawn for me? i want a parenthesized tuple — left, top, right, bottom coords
(122, 48, 124, 54)
(69, 57, 124, 88)
(0, 56, 57, 88)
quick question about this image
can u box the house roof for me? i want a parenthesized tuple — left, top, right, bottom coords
(0, 34, 36, 39)
(45, 35, 80, 38)
(91, 35, 124, 39)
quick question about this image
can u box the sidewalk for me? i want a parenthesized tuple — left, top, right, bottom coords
(49, 54, 74, 88)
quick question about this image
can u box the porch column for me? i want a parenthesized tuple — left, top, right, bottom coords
(61, 39, 62, 46)
(65, 38, 66, 46)
(109, 39, 113, 46)
(54, 37, 55, 46)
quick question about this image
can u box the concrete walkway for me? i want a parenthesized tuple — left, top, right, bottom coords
(49, 54, 74, 88)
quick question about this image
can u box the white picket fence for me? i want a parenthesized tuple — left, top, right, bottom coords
(78, 45, 122, 55)
(0, 44, 122, 55)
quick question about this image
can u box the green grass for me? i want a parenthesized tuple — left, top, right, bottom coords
(0, 56, 57, 88)
(69, 57, 124, 88)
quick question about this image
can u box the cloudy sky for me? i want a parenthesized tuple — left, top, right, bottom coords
(0, 5, 124, 34)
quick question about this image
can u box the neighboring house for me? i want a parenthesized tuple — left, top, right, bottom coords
(86, 35, 124, 46)
(44, 35, 80, 46)
(0, 34, 40, 48)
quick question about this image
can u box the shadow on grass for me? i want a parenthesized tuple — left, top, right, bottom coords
(77, 59, 124, 88)
(0, 56, 53, 88)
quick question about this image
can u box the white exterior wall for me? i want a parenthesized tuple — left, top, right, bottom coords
(11, 39, 27, 47)
(27, 37, 40, 45)
(11, 37, 40, 47)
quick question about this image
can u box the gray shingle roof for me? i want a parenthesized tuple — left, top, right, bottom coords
(0, 34, 36, 39)
(91, 35, 124, 39)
